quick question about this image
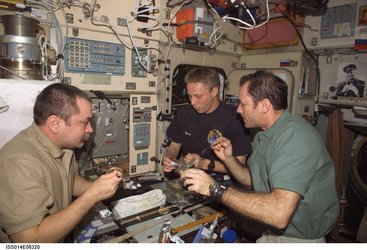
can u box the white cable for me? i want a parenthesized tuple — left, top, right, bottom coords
(109, 24, 134, 50)
(165, 39, 173, 61)
(252, 0, 270, 28)
(38, 34, 63, 81)
(246, 8, 256, 28)
(126, 20, 150, 73)
(164, 0, 189, 46)
(207, 0, 270, 30)
(138, 0, 154, 6)
(133, 0, 160, 31)
(206, 0, 221, 19)
(28, 0, 63, 53)
(207, 23, 223, 48)
(135, 6, 159, 15)
(39, 34, 59, 80)
(205, 1, 228, 48)
(38, 35, 47, 57)
(28, 0, 65, 80)
(223, 15, 254, 29)
(57, 0, 68, 54)
(86, 1, 162, 56)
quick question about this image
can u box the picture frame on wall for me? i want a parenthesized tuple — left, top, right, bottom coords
(334, 63, 366, 99)
(359, 5, 367, 26)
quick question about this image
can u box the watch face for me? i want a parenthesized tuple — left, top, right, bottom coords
(209, 182, 226, 202)
(209, 182, 219, 195)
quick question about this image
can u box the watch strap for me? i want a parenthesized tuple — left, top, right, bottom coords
(209, 182, 227, 202)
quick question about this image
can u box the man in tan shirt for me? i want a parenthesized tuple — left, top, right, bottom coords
(0, 83, 122, 243)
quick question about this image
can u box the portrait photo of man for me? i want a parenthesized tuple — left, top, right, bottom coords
(335, 63, 365, 98)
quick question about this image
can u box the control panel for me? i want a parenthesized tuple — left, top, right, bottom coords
(319, 3, 357, 40)
(91, 96, 129, 165)
(129, 94, 157, 176)
(131, 48, 148, 78)
(133, 120, 151, 148)
(64, 38, 125, 75)
(303, 0, 367, 50)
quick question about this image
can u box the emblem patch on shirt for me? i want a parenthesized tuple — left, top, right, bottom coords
(207, 129, 222, 144)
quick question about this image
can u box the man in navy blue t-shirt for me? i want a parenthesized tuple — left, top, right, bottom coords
(163, 66, 251, 175)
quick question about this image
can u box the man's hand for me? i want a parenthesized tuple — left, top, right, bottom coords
(211, 137, 233, 161)
(9, 170, 123, 243)
(347, 85, 359, 96)
(86, 170, 122, 202)
(162, 156, 178, 172)
(162, 142, 181, 172)
(180, 168, 214, 196)
(183, 153, 207, 170)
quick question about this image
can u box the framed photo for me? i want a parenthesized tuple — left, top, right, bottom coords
(335, 63, 366, 99)
(358, 5, 367, 26)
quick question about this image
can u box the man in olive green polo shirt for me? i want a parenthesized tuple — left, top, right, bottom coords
(181, 71, 339, 242)
(0, 83, 122, 243)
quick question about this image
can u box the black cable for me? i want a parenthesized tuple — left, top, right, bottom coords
(90, 90, 114, 107)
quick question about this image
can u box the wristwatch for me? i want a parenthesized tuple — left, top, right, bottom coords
(209, 182, 227, 202)
(207, 160, 215, 172)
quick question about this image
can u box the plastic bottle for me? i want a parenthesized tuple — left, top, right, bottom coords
(222, 229, 237, 243)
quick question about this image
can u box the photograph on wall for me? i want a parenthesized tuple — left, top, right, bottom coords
(359, 5, 367, 25)
(334, 63, 366, 99)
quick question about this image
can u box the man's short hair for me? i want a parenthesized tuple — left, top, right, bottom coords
(185, 66, 220, 90)
(240, 70, 288, 110)
(33, 83, 91, 125)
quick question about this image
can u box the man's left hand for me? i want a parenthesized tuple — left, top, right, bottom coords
(180, 168, 214, 196)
